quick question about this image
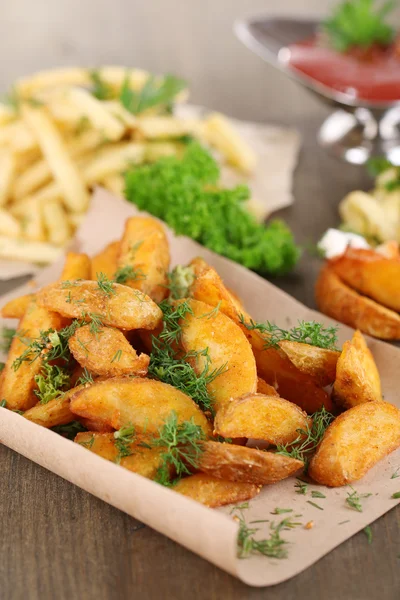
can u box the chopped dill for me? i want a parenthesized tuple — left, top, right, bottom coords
(392, 492, 400, 499)
(0, 399, 7, 408)
(111, 349, 123, 363)
(364, 525, 373, 544)
(307, 500, 324, 511)
(346, 487, 372, 512)
(78, 434, 95, 449)
(271, 508, 293, 515)
(235, 510, 300, 560)
(114, 424, 136, 464)
(295, 479, 308, 495)
(114, 265, 146, 284)
(96, 272, 116, 297)
(311, 491, 326, 499)
(391, 467, 400, 479)
(77, 367, 94, 386)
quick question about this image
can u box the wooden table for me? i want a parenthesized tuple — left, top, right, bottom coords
(1, 32, 400, 600)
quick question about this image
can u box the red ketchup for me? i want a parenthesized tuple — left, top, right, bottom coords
(287, 36, 400, 103)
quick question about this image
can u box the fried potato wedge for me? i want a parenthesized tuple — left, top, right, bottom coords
(70, 377, 212, 436)
(0, 299, 64, 410)
(117, 216, 170, 303)
(278, 340, 340, 387)
(316, 265, 400, 340)
(37, 280, 162, 331)
(333, 330, 382, 409)
(188, 258, 331, 412)
(75, 432, 165, 479)
(198, 441, 303, 484)
(91, 241, 119, 280)
(78, 418, 114, 433)
(178, 299, 257, 411)
(330, 247, 400, 312)
(60, 251, 91, 281)
(173, 473, 261, 507)
(257, 376, 279, 396)
(309, 401, 400, 486)
(23, 386, 81, 427)
(214, 393, 309, 444)
(68, 324, 149, 377)
(1, 293, 34, 319)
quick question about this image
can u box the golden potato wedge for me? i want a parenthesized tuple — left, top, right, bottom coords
(23, 386, 81, 427)
(37, 280, 162, 331)
(68, 324, 149, 377)
(178, 299, 257, 411)
(173, 473, 261, 507)
(1, 293, 34, 319)
(75, 432, 165, 479)
(70, 377, 212, 436)
(278, 340, 340, 387)
(60, 251, 91, 281)
(198, 441, 303, 484)
(316, 265, 400, 340)
(78, 418, 114, 433)
(309, 401, 400, 487)
(117, 216, 170, 303)
(376, 240, 400, 259)
(0, 299, 64, 410)
(214, 393, 310, 444)
(257, 376, 279, 396)
(189, 258, 331, 412)
(91, 241, 120, 280)
(333, 330, 382, 409)
(330, 247, 400, 311)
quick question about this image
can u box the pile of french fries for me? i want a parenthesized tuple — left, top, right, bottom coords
(0, 67, 256, 264)
(316, 241, 400, 340)
(1, 216, 400, 507)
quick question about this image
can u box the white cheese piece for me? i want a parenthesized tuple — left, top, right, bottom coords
(318, 228, 370, 259)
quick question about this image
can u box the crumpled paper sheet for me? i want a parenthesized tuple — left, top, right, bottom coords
(2, 188, 398, 588)
(0, 108, 300, 281)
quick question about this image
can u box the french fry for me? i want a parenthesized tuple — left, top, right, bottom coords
(103, 100, 138, 129)
(67, 87, 125, 141)
(101, 174, 125, 197)
(137, 116, 197, 139)
(42, 199, 71, 245)
(0, 120, 37, 152)
(0, 103, 16, 126)
(0, 209, 21, 238)
(0, 150, 16, 206)
(1, 294, 34, 319)
(0, 236, 62, 263)
(82, 142, 145, 183)
(16, 67, 90, 97)
(68, 213, 85, 229)
(12, 198, 46, 242)
(90, 241, 119, 279)
(21, 104, 89, 212)
(173, 473, 261, 507)
(60, 251, 91, 280)
(203, 112, 257, 173)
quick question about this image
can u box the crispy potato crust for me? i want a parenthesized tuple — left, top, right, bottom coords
(37, 280, 162, 331)
(172, 473, 261, 507)
(178, 299, 257, 411)
(90, 241, 119, 280)
(70, 377, 212, 436)
(330, 247, 400, 311)
(68, 324, 149, 377)
(23, 386, 81, 427)
(75, 432, 164, 479)
(198, 441, 303, 484)
(309, 401, 400, 486)
(117, 216, 170, 303)
(316, 265, 400, 340)
(1, 293, 34, 319)
(333, 330, 382, 409)
(0, 299, 64, 410)
(278, 340, 340, 387)
(214, 393, 310, 444)
(257, 376, 279, 396)
(60, 252, 91, 281)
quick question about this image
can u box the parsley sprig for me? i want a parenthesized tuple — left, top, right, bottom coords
(34, 363, 70, 404)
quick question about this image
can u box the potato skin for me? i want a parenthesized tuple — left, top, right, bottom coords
(70, 377, 212, 437)
(37, 280, 162, 331)
(214, 393, 310, 445)
(198, 441, 303, 484)
(60, 252, 91, 281)
(75, 432, 164, 479)
(117, 216, 170, 303)
(330, 247, 400, 312)
(278, 340, 340, 387)
(68, 324, 149, 377)
(316, 265, 400, 340)
(1, 293, 34, 319)
(178, 299, 257, 411)
(333, 330, 382, 409)
(0, 299, 64, 410)
(91, 241, 120, 280)
(309, 401, 400, 487)
(173, 473, 261, 507)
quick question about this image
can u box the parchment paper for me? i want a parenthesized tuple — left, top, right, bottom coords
(0, 188, 399, 588)
(0, 109, 300, 281)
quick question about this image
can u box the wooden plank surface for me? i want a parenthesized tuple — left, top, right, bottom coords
(1, 1, 400, 598)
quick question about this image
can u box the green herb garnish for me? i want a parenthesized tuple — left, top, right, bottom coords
(51, 420, 88, 440)
(34, 363, 70, 404)
(295, 479, 308, 495)
(346, 487, 372, 512)
(114, 424, 136, 464)
(96, 272, 116, 297)
(76, 367, 94, 386)
(111, 349, 122, 363)
(89, 70, 113, 100)
(114, 265, 146, 284)
(307, 500, 324, 511)
(120, 73, 186, 115)
(125, 143, 299, 275)
(391, 467, 400, 479)
(0, 399, 7, 408)
(392, 491, 400, 499)
(323, 0, 395, 52)
(311, 491, 326, 499)
(271, 508, 293, 515)
(235, 510, 300, 560)
(364, 525, 373, 544)
(168, 265, 195, 300)
(1, 326, 16, 353)
(78, 434, 95, 449)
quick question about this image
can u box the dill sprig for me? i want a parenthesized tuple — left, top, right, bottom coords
(167, 265, 195, 300)
(235, 509, 300, 560)
(114, 424, 136, 464)
(276, 406, 335, 469)
(346, 487, 372, 512)
(114, 265, 146, 284)
(34, 363, 70, 404)
(78, 434, 95, 449)
(51, 420, 88, 440)
(295, 479, 308, 495)
(76, 367, 94, 386)
(96, 272, 116, 297)
(240, 316, 339, 351)
(111, 349, 123, 363)
(151, 411, 205, 486)
(1, 327, 16, 353)
(158, 299, 193, 346)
